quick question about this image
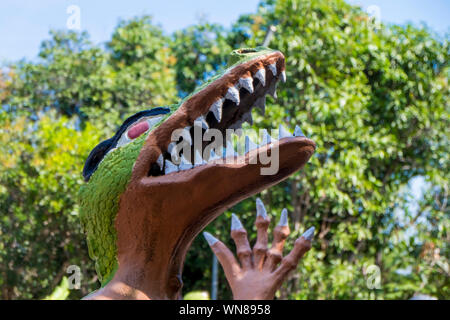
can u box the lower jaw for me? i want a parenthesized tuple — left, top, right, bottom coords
(119, 138, 315, 299)
(163, 142, 315, 299)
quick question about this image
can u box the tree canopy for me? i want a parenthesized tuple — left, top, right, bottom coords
(0, 0, 448, 299)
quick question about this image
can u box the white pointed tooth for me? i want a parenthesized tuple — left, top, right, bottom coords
(225, 86, 240, 105)
(268, 62, 277, 76)
(279, 124, 293, 139)
(254, 95, 266, 114)
(181, 127, 192, 146)
(254, 68, 266, 86)
(268, 80, 278, 99)
(222, 147, 228, 159)
(167, 142, 176, 154)
(164, 159, 178, 174)
(209, 98, 224, 122)
(239, 77, 254, 93)
(209, 149, 221, 161)
(242, 110, 253, 125)
(261, 129, 272, 145)
(194, 116, 209, 129)
(224, 139, 237, 157)
(224, 145, 237, 158)
(156, 153, 164, 169)
(281, 70, 286, 83)
(194, 149, 203, 167)
(178, 154, 193, 171)
(229, 119, 243, 130)
(245, 136, 258, 154)
(294, 125, 305, 137)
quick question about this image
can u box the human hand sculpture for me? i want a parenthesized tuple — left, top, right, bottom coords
(203, 198, 315, 300)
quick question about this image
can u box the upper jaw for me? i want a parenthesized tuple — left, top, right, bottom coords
(181, 50, 287, 123)
(132, 50, 301, 179)
(131, 48, 316, 215)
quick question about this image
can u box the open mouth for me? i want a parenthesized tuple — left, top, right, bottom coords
(145, 51, 316, 177)
(80, 48, 317, 297)
(82, 49, 316, 183)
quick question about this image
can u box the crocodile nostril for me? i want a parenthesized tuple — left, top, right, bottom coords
(236, 48, 258, 54)
(228, 48, 262, 65)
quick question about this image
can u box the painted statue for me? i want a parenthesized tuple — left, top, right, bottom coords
(79, 47, 316, 300)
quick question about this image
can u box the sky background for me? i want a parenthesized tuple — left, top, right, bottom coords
(0, 0, 449, 62)
(0, 0, 443, 204)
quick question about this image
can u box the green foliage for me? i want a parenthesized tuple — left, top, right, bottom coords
(185, 0, 449, 300)
(183, 290, 210, 300)
(5, 19, 178, 133)
(0, 0, 448, 299)
(107, 16, 178, 118)
(170, 23, 232, 96)
(43, 277, 70, 300)
(0, 112, 101, 298)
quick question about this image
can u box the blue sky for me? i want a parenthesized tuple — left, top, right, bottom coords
(0, 0, 448, 62)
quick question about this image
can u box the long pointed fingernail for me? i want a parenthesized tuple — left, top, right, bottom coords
(256, 198, 268, 219)
(302, 226, 315, 241)
(278, 208, 288, 226)
(231, 213, 243, 230)
(203, 232, 218, 246)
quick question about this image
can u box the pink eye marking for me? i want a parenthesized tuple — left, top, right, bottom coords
(128, 121, 150, 139)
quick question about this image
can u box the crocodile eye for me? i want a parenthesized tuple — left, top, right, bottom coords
(116, 115, 164, 148)
(128, 121, 150, 139)
(82, 108, 170, 182)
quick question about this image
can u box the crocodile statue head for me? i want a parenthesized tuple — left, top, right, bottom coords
(78, 47, 316, 299)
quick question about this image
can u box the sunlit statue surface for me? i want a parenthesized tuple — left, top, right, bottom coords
(79, 48, 316, 300)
